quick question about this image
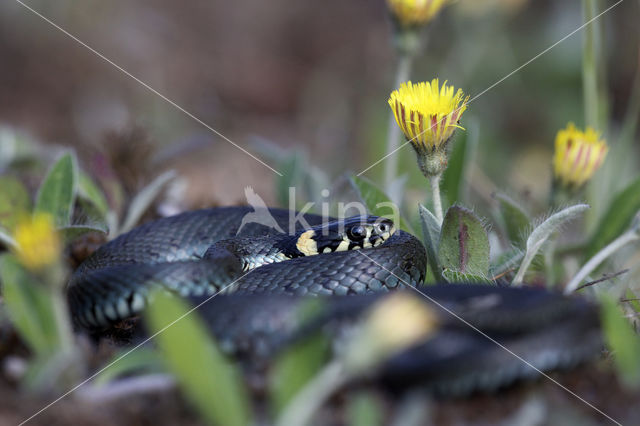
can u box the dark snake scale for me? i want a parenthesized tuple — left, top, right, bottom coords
(67, 207, 602, 396)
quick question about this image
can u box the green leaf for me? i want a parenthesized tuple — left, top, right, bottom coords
(495, 193, 531, 246)
(438, 206, 490, 277)
(119, 170, 176, 235)
(276, 153, 304, 208)
(270, 299, 329, 414)
(586, 177, 640, 259)
(94, 348, 165, 385)
(250, 138, 330, 209)
(0, 255, 60, 355)
(78, 171, 109, 219)
(0, 127, 39, 170)
(58, 224, 108, 244)
(350, 175, 413, 233)
(442, 268, 492, 284)
(346, 392, 383, 426)
(23, 350, 81, 393)
(489, 248, 524, 279)
(513, 204, 589, 285)
(271, 335, 330, 415)
(418, 204, 442, 282)
(34, 153, 77, 227)
(0, 176, 31, 230)
(624, 289, 640, 314)
(302, 166, 331, 209)
(145, 291, 250, 426)
(76, 197, 110, 232)
(600, 294, 640, 389)
(441, 120, 477, 205)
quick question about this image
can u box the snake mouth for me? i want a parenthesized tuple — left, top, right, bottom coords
(369, 229, 394, 247)
(370, 218, 396, 247)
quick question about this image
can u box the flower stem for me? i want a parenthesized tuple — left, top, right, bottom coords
(582, 0, 605, 232)
(582, 0, 600, 130)
(430, 173, 443, 225)
(564, 229, 639, 294)
(384, 53, 413, 189)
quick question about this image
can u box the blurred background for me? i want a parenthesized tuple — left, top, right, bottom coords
(0, 0, 638, 208)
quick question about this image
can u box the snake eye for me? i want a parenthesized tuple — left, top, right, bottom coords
(375, 221, 392, 234)
(348, 225, 366, 241)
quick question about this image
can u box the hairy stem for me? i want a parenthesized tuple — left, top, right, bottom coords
(430, 173, 444, 225)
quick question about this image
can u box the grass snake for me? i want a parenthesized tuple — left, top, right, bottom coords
(67, 207, 602, 396)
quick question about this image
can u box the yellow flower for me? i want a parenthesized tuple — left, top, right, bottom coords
(389, 79, 468, 176)
(386, 0, 454, 28)
(389, 80, 468, 151)
(365, 292, 438, 350)
(13, 212, 61, 271)
(343, 293, 438, 371)
(553, 123, 608, 188)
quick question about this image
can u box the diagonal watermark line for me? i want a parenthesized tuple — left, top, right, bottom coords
(18, 271, 254, 425)
(357, 0, 624, 177)
(13, 0, 283, 177)
(357, 251, 621, 426)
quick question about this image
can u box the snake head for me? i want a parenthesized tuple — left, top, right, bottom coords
(296, 216, 396, 256)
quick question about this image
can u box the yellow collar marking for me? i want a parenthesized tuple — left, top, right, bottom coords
(336, 239, 350, 252)
(296, 230, 318, 256)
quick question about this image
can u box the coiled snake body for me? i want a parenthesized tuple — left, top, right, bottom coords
(68, 207, 601, 395)
(68, 207, 425, 328)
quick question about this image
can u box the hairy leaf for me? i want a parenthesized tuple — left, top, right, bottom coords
(495, 193, 531, 246)
(489, 248, 524, 279)
(586, 177, 640, 259)
(35, 153, 77, 227)
(78, 171, 109, 219)
(438, 206, 489, 278)
(442, 268, 492, 284)
(419, 204, 442, 282)
(513, 204, 589, 285)
(0, 176, 31, 230)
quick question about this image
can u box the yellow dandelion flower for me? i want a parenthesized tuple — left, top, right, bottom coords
(553, 123, 608, 188)
(365, 292, 438, 351)
(386, 0, 455, 28)
(389, 79, 468, 176)
(13, 212, 61, 271)
(389, 80, 468, 152)
(344, 293, 438, 371)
